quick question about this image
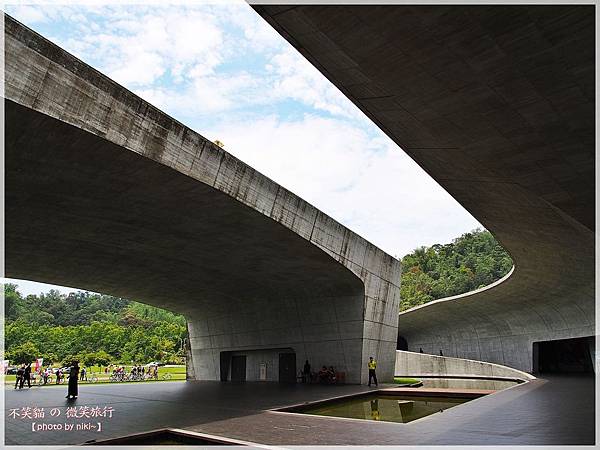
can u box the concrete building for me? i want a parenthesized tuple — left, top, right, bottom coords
(4, 14, 401, 384)
(254, 5, 595, 373)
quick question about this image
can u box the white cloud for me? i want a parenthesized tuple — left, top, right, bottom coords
(111, 51, 166, 86)
(204, 115, 481, 257)
(7, 3, 484, 262)
(56, 7, 226, 88)
(215, 1, 285, 54)
(267, 48, 363, 119)
(9, 5, 57, 24)
(135, 71, 262, 116)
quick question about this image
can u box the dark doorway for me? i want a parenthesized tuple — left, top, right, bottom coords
(231, 355, 247, 382)
(220, 352, 231, 381)
(533, 336, 595, 374)
(397, 335, 408, 351)
(279, 352, 296, 383)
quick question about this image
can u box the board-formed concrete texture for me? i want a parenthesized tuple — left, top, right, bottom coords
(395, 350, 535, 382)
(4, 14, 401, 384)
(254, 5, 595, 372)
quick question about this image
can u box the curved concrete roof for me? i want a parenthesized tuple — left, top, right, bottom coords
(4, 15, 400, 383)
(254, 5, 595, 371)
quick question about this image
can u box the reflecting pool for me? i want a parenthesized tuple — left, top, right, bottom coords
(302, 394, 471, 423)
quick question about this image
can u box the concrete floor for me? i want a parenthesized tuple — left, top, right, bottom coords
(4, 375, 595, 446)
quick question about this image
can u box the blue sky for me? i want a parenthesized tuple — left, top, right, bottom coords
(4, 1, 481, 296)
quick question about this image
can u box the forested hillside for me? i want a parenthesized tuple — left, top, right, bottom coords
(400, 229, 512, 311)
(5, 285, 187, 366)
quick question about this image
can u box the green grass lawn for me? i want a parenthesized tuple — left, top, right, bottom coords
(393, 377, 421, 385)
(4, 365, 186, 386)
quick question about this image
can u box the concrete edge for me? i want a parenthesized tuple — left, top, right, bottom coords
(399, 265, 515, 316)
(395, 350, 536, 381)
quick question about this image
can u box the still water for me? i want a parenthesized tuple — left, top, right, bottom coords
(303, 395, 470, 423)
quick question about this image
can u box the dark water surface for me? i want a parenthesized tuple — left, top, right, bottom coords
(303, 394, 471, 423)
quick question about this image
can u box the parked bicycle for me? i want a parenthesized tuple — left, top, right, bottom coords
(87, 373, 99, 383)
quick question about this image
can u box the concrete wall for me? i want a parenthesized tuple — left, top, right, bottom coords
(395, 351, 535, 382)
(4, 14, 400, 385)
(255, 5, 595, 373)
(224, 349, 289, 382)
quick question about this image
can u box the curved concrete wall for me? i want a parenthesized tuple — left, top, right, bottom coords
(254, 5, 595, 372)
(4, 15, 400, 384)
(395, 351, 535, 382)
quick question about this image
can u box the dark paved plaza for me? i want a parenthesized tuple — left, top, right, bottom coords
(4, 375, 595, 446)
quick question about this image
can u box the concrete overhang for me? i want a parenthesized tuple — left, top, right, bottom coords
(4, 14, 400, 383)
(254, 5, 595, 371)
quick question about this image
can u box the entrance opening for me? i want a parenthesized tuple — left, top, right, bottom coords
(533, 336, 595, 374)
(231, 355, 247, 382)
(219, 348, 296, 382)
(397, 335, 408, 351)
(278, 352, 296, 383)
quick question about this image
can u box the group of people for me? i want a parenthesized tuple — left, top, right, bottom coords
(13, 363, 32, 389)
(299, 360, 337, 384)
(298, 357, 378, 386)
(13, 361, 160, 392)
(317, 365, 338, 384)
(13, 361, 80, 398)
(109, 364, 158, 381)
(13, 363, 64, 388)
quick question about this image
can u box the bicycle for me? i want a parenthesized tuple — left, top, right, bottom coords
(161, 372, 172, 381)
(109, 373, 125, 383)
(126, 373, 142, 382)
(88, 373, 99, 383)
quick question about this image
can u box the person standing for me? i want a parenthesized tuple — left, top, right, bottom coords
(367, 356, 378, 387)
(22, 363, 32, 389)
(66, 361, 79, 399)
(15, 364, 24, 389)
(302, 360, 311, 383)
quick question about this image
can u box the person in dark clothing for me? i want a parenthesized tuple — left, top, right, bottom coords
(419, 348, 424, 353)
(439, 349, 443, 356)
(66, 361, 80, 399)
(22, 363, 32, 389)
(15, 364, 24, 389)
(302, 360, 311, 383)
(318, 366, 329, 384)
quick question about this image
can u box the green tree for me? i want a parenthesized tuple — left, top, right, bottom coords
(7, 341, 40, 364)
(81, 350, 111, 367)
(5, 285, 187, 365)
(400, 229, 512, 311)
(4, 283, 25, 321)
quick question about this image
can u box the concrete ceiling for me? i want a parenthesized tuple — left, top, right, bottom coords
(253, 5, 595, 370)
(6, 100, 364, 318)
